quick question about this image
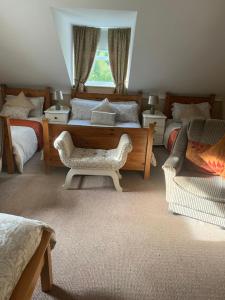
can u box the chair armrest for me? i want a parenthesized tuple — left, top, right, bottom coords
(162, 124, 188, 177)
(114, 134, 133, 160)
(54, 131, 74, 159)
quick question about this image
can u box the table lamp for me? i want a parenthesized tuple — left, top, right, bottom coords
(54, 90, 63, 110)
(148, 95, 159, 114)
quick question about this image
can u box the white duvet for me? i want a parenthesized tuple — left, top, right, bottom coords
(11, 126, 38, 173)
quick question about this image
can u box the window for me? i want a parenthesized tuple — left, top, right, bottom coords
(86, 29, 115, 87)
(86, 50, 114, 87)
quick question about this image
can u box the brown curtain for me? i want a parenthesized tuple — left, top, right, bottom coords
(108, 28, 131, 94)
(73, 26, 100, 91)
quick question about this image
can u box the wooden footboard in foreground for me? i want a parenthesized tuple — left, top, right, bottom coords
(0, 116, 15, 174)
(43, 119, 155, 179)
(10, 230, 53, 300)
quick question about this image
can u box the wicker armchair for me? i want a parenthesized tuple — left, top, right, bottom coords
(162, 119, 225, 228)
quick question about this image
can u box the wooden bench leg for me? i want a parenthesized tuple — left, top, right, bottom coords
(41, 245, 53, 292)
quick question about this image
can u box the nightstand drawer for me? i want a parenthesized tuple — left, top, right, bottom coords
(45, 106, 70, 124)
(143, 118, 165, 128)
(45, 112, 69, 124)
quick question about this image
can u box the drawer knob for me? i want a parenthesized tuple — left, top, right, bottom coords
(54, 116, 58, 119)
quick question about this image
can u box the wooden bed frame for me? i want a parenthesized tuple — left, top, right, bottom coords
(0, 84, 51, 174)
(43, 91, 155, 179)
(164, 92, 215, 118)
(10, 230, 53, 300)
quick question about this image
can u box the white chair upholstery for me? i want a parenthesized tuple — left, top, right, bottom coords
(54, 131, 133, 192)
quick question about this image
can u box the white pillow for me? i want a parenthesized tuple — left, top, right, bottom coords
(91, 111, 116, 126)
(0, 104, 30, 119)
(6, 95, 44, 117)
(172, 102, 211, 122)
(112, 101, 139, 122)
(29, 97, 45, 117)
(91, 98, 118, 114)
(5, 92, 34, 111)
(70, 98, 101, 120)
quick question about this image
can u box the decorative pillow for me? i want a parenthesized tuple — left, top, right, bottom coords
(111, 102, 139, 122)
(200, 134, 225, 178)
(70, 98, 100, 120)
(91, 98, 118, 114)
(91, 111, 116, 126)
(0, 105, 30, 119)
(172, 102, 211, 123)
(186, 140, 215, 174)
(29, 97, 45, 117)
(5, 92, 34, 111)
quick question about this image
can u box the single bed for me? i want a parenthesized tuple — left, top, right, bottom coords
(43, 90, 155, 179)
(0, 85, 51, 173)
(0, 213, 55, 300)
(163, 92, 215, 151)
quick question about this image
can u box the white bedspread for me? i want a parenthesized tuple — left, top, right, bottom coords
(11, 126, 38, 173)
(68, 119, 141, 128)
(0, 213, 55, 300)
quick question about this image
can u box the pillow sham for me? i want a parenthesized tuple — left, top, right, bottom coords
(0, 105, 30, 119)
(70, 98, 101, 120)
(91, 111, 116, 126)
(200, 134, 225, 178)
(111, 102, 139, 122)
(29, 97, 44, 117)
(5, 92, 34, 111)
(6, 95, 44, 117)
(91, 98, 118, 114)
(172, 102, 211, 123)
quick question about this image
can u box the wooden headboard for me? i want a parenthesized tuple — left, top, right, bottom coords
(0, 84, 52, 111)
(164, 92, 215, 119)
(71, 90, 143, 114)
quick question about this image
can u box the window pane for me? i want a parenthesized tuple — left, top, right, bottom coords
(88, 50, 114, 84)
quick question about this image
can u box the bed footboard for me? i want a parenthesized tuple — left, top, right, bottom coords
(0, 116, 15, 174)
(43, 119, 155, 179)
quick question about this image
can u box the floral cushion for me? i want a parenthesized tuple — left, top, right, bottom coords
(91, 98, 118, 114)
(200, 134, 225, 178)
(0, 105, 30, 119)
(5, 91, 34, 110)
(186, 140, 215, 174)
(91, 111, 116, 126)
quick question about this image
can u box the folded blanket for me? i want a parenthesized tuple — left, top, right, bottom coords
(0, 213, 55, 300)
(9, 119, 43, 150)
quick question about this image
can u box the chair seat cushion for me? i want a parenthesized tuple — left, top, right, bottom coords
(173, 174, 225, 202)
(66, 148, 121, 170)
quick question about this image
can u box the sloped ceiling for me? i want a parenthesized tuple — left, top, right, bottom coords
(0, 0, 225, 95)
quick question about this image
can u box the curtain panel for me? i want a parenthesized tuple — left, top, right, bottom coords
(73, 26, 100, 92)
(108, 28, 131, 94)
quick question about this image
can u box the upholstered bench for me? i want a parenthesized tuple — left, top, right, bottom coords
(54, 131, 133, 192)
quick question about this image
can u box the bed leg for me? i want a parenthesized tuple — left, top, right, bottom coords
(41, 245, 53, 292)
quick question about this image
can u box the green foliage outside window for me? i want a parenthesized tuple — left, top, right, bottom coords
(88, 50, 114, 83)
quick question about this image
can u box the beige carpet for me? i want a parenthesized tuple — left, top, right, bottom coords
(1, 148, 225, 300)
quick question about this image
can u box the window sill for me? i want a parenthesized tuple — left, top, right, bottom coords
(85, 81, 115, 88)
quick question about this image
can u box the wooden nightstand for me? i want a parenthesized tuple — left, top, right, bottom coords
(44, 106, 70, 124)
(142, 110, 166, 145)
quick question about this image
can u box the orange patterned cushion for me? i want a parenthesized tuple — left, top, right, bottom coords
(186, 141, 215, 174)
(200, 135, 225, 178)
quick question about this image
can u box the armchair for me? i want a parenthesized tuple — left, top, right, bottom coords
(162, 119, 225, 228)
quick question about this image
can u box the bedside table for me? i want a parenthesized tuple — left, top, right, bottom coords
(142, 110, 166, 145)
(44, 106, 70, 124)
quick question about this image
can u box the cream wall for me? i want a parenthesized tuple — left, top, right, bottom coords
(0, 0, 225, 117)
